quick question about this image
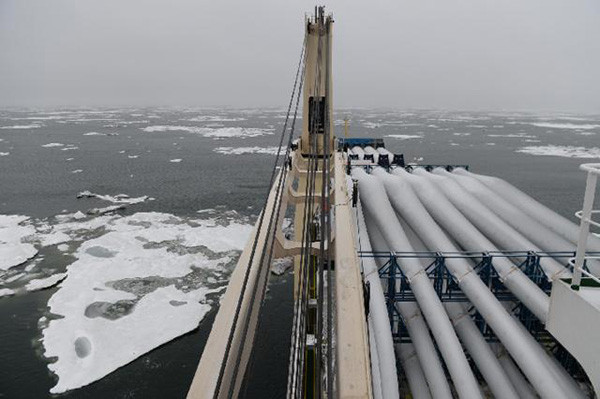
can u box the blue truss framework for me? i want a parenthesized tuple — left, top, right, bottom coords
(360, 250, 600, 344)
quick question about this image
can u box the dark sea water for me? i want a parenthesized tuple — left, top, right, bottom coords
(0, 108, 599, 398)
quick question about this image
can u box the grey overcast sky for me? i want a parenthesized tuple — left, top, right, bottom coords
(1, 0, 599, 112)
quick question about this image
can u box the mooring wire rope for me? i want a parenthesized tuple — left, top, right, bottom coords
(230, 47, 308, 398)
(240, 59, 307, 398)
(289, 115, 318, 397)
(213, 38, 306, 399)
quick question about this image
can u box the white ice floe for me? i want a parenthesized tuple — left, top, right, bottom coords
(71, 170, 83, 174)
(186, 116, 246, 122)
(363, 122, 382, 129)
(271, 257, 293, 276)
(26, 273, 67, 292)
(77, 191, 149, 205)
(487, 134, 536, 138)
(385, 134, 422, 140)
(57, 244, 69, 252)
(531, 122, 600, 130)
(141, 125, 273, 138)
(41, 211, 252, 393)
(87, 205, 126, 215)
(1, 124, 42, 129)
(517, 145, 600, 159)
(39, 231, 71, 246)
(453, 132, 471, 136)
(169, 159, 182, 163)
(83, 132, 105, 136)
(62, 146, 79, 151)
(213, 146, 280, 155)
(0, 152, 9, 156)
(127, 155, 139, 159)
(42, 143, 65, 148)
(0, 215, 38, 270)
(9, 116, 65, 121)
(0, 288, 15, 298)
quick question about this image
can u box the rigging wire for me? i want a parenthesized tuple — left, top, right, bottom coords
(213, 37, 306, 399)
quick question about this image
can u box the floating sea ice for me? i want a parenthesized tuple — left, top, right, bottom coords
(385, 134, 423, 140)
(77, 191, 148, 205)
(213, 146, 280, 155)
(140, 125, 273, 139)
(83, 132, 105, 136)
(0, 288, 15, 298)
(186, 115, 246, 122)
(517, 145, 600, 159)
(0, 215, 38, 270)
(87, 205, 126, 215)
(203, 127, 273, 139)
(169, 159, 182, 163)
(57, 244, 69, 252)
(62, 146, 79, 151)
(271, 257, 293, 275)
(42, 143, 64, 148)
(39, 231, 71, 246)
(530, 122, 600, 130)
(26, 273, 67, 292)
(127, 155, 139, 159)
(487, 134, 536, 138)
(41, 211, 251, 393)
(0, 152, 9, 156)
(71, 170, 83, 174)
(1, 124, 42, 129)
(363, 122, 381, 129)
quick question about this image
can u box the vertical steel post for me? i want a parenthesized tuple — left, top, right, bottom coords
(572, 165, 599, 290)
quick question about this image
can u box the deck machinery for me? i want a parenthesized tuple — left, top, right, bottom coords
(187, 7, 600, 399)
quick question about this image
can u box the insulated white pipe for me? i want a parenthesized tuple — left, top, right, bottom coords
(491, 344, 538, 399)
(377, 147, 392, 156)
(353, 168, 482, 399)
(501, 304, 584, 397)
(355, 199, 400, 399)
(383, 168, 550, 321)
(367, 217, 453, 399)
(451, 168, 600, 274)
(460, 168, 600, 252)
(428, 167, 570, 281)
(396, 344, 433, 399)
(351, 146, 365, 159)
(368, 320, 384, 399)
(370, 167, 583, 399)
(396, 211, 520, 399)
(445, 303, 520, 399)
(363, 146, 379, 163)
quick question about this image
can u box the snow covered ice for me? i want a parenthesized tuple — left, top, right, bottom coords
(38, 211, 252, 393)
(140, 125, 273, 138)
(517, 145, 600, 159)
(214, 146, 280, 155)
(0, 215, 38, 270)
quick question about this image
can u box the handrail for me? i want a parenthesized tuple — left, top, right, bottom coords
(571, 163, 600, 290)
